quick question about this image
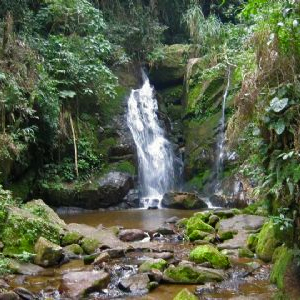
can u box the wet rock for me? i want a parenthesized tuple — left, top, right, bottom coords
(0, 280, 9, 289)
(0, 292, 20, 300)
(61, 231, 83, 246)
(7, 260, 44, 275)
(176, 218, 188, 228)
(119, 273, 150, 293)
(104, 248, 125, 259)
(156, 225, 174, 235)
(148, 281, 159, 291)
(63, 244, 84, 256)
(139, 258, 168, 272)
(118, 229, 146, 242)
(149, 252, 174, 260)
(189, 245, 230, 269)
(147, 199, 159, 209)
(213, 209, 235, 218)
(81, 238, 100, 255)
(34, 237, 63, 267)
(148, 269, 163, 283)
(165, 216, 180, 224)
(83, 253, 99, 265)
(195, 283, 217, 295)
(173, 288, 197, 300)
(162, 192, 208, 209)
(210, 194, 248, 209)
(13, 288, 35, 300)
(92, 252, 110, 266)
(108, 144, 133, 157)
(163, 262, 225, 284)
(123, 189, 140, 208)
(61, 270, 110, 298)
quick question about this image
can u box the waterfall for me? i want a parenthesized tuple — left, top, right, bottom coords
(215, 68, 231, 191)
(127, 73, 179, 208)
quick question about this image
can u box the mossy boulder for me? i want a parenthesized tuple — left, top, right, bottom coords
(238, 247, 254, 258)
(34, 237, 63, 267)
(189, 245, 230, 269)
(163, 263, 224, 284)
(139, 259, 168, 272)
(246, 234, 258, 252)
(173, 288, 198, 300)
(186, 215, 215, 236)
(62, 231, 83, 246)
(149, 44, 191, 87)
(81, 238, 100, 255)
(218, 229, 237, 241)
(1, 206, 62, 256)
(64, 244, 84, 256)
(270, 246, 294, 290)
(188, 230, 209, 241)
(256, 220, 293, 262)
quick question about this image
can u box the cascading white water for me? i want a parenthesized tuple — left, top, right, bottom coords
(215, 68, 231, 191)
(127, 74, 177, 208)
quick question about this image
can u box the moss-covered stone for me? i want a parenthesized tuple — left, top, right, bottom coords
(256, 220, 293, 262)
(186, 215, 215, 236)
(208, 215, 220, 227)
(246, 234, 258, 252)
(62, 231, 83, 246)
(81, 238, 100, 255)
(218, 230, 237, 241)
(188, 230, 209, 241)
(176, 218, 188, 228)
(173, 288, 198, 300)
(139, 259, 168, 272)
(34, 237, 63, 267)
(270, 246, 294, 289)
(2, 206, 62, 256)
(163, 264, 224, 284)
(238, 247, 254, 258)
(189, 245, 230, 269)
(64, 244, 84, 256)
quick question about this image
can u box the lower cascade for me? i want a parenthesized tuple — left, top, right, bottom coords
(127, 73, 180, 208)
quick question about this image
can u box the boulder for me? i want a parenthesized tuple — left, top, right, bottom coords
(81, 238, 100, 255)
(149, 44, 191, 87)
(162, 192, 208, 210)
(186, 215, 215, 236)
(163, 262, 225, 284)
(238, 247, 254, 258)
(118, 229, 146, 242)
(139, 259, 168, 272)
(2, 206, 62, 256)
(256, 220, 293, 262)
(61, 270, 110, 298)
(13, 288, 35, 300)
(92, 252, 110, 266)
(188, 230, 209, 241)
(119, 273, 150, 294)
(63, 244, 84, 256)
(156, 225, 174, 235)
(34, 237, 63, 267)
(0, 292, 20, 300)
(173, 288, 198, 300)
(189, 245, 230, 269)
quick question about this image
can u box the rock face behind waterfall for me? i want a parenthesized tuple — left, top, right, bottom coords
(162, 192, 208, 209)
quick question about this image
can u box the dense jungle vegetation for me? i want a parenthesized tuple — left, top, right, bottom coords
(1, 0, 300, 297)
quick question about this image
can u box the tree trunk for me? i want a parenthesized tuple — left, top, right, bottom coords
(69, 115, 79, 178)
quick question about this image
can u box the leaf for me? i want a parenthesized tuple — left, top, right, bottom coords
(273, 119, 285, 135)
(270, 97, 289, 112)
(59, 90, 76, 99)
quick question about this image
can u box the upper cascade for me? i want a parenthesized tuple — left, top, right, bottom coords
(127, 72, 180, 208)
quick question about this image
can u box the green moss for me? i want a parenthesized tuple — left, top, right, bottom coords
(247, 234, 258, 252)
(2, 207, 61, 256)
(238, 247, 254, 258)
(139, 259, 168, 272)
(164, 264, 224, 284)
(159, 85, 183, 104)
(186, 170, 211, 191)
(186, 215, 214, 235)
(98, 137, 118, 158)
(189, 245, 230, 269)
(188, 230, 209, 241)
(81, 238, 100, 255)
(243, 199, 270, 216)
(270, 246, 294, 289)
(173, 288, 198, 300)
(64, 244, 84, 255)
(256, 220, 293, 262)
(111, 161, 136, 175)
(62, 231, 83, 246)
(218, 230, 236, 241)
